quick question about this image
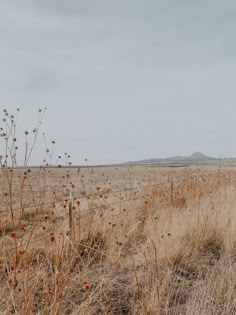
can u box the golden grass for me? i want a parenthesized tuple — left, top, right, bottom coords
(0, 164, 236, 314)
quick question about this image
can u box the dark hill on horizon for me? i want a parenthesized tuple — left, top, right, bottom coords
(124, 152, 220, 165)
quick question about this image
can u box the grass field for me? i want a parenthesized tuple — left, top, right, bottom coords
(0, 163, 236, 314)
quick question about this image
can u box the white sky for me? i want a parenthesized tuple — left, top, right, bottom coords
(1, 0, 236, 165)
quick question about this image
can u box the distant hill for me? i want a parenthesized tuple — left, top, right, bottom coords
(124, 152, 218, 165)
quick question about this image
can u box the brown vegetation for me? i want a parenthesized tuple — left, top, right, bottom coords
(0, 109, 236, 314)
(1, 164, 236, 314)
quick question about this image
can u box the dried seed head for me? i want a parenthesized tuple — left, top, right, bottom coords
(10, 232, 16, 238)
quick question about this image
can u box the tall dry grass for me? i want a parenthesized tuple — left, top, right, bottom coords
(0, 109, 236, 314)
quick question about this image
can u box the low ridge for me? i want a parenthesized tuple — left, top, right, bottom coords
(125, 152, 216, 165)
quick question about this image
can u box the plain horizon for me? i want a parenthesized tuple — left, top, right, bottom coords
(1, 1, 236, 165)
(5, 151, 234, 168)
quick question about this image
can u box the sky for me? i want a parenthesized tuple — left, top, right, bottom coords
(1, 0, 236, 165)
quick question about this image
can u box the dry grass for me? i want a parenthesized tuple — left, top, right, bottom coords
(1, 163, 236, 314)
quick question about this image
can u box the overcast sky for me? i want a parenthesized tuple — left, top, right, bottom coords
(1, 0, 236, 165)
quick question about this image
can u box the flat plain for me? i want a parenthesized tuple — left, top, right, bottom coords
(0, 162, 236, 314)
